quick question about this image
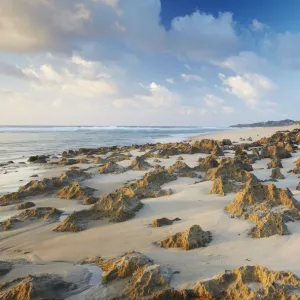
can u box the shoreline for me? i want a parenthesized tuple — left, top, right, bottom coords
(0, 124, 300, 298)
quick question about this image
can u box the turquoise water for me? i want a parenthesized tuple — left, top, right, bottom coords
(0, 126, 229, 163)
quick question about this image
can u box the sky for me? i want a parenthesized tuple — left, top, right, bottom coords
(0, 0, 300, 126)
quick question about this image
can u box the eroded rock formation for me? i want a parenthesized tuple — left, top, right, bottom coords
(152, 217, 181, 227)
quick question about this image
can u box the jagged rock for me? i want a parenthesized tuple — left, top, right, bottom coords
(209, 177, 247, 196)
(58, 158, 77, 166)
(225, 180, 300, 221)
(271, 167, 285, 180)
(191, 139, 224, 156)
(297, 183, 300, 191)
(167, 161, 199, 178)
(99, 161, 125, 174)
(16, 202, 35, 210)
(100, 251, 152, 283)
(152, 217, 181, 227)
(261, 145, 291, 159)
(285, 143, 295, 153)
(221, 139, 232, 146)
(153, 159, 161, 163)
(267, 157, 283, 169)
(93, 156, 107, 164)
(54, 209, 96, 232)
(128, 156, 151, 171)
(176, 156, 184, 161)
(0, 261, 12, 277)
(0, 207, 62, 231)
(0, 274, 78, 299)
(197, 156, 219, 171)
(56, 181, 97, 204)
(194, 265, 300, 299)
(290, 158, 300, 174)
(248, 212, 289, 238)
(28, 155, 47, 164)
(157, 225, 212, 250)
(107, 153, 132, 163)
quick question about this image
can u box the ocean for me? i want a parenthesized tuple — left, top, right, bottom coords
(0, 126, 229, 163)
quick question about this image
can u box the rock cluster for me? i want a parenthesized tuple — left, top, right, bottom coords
(270, 167, 285, 180)
(16, 201, 36, 210)
(157, 225, 212, 250)
(167, 161, 199, 178)
(56, 181, 97, 205)
(99, 161, 125, 174)
(197, 155, 219, 171)
(0, 274, 78, 299)
(128, 156, 151, 171)
(28, 155, 47, 164)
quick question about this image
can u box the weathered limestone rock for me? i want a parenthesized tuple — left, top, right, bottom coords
(271, 167, 285, 180)
(28, 155, 47, 164)
(177, 156, 184, 161)
(167, 161, 199, 178)
(157, 225, 212, 250)
(100, 251, 152, 283)
(225, 181, 300, 221)
(56, 181, 97, 204)
(297, 183, 300, 191)
(0, 274, 78, 300)
(267, 157, 283, 169)
(128, 156, 151, 171)
(16, 202, 35, 210)
(194, 265, 300, 300)
(152, 217, 181, 227)
(209, 177, 247, 196)
(107, 153, 132, 163)
(191, 139, 224, 156)
(261, 145, 291, 159)
(57, 158, 77, 166)
(197, 155, 219, 171)
(93, 156, 107, 164)
(248, 212, 289, 238)
(99, 161, 125, 174)
(290, 158, 300, 174)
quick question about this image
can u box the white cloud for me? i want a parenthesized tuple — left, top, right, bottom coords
(252, 19, 265, 31)
(166, 78, 174, 84)
(181, 73, 204, 82)
(204, 94, 224, 107)
(222, 106, 235, 113)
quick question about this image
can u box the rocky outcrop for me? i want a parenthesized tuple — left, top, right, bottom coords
(0, 274, 78, 299)
(261, 145, 291, 159)
(56, 181, 97, 205)
(197, 155, 219, 171)
(0, 207, 62, 231)
(177, 156, 184, 161)
(167, 161, 199, 178)
(290, 158, 300, 174)
(248, 212, 289, 238)
(297, 183, 300, 191)
(191, 139, 224, 156)
(106, 153, 132, 163)
(16, 202, 35, 210)
(225, 180, 300, 225)
(157, 225, 212, 250)
(152, 217, 181, 227)
(128, 156, 151, 171)
(267, 157, 283, 169)
(99, 161, 125, 174)
(28, 155, 47, 164)
(100, 251, 152, 283)
(270, 167, 285, 180)
(209, 177, 247, 196)
(57, 158, 77, 166)
(93, 156, 107, 164)
(54, 209, 96, 232)
(0, 169, 91, 206)
(194, 265, 300, 299)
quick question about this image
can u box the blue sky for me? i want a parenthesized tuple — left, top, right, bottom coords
(0, 0, 299, 126)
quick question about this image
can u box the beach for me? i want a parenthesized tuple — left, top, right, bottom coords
(0, 124, 300, 299)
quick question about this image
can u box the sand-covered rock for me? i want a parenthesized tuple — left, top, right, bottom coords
(93, 156, 107, 164)
(209, 177, 247, 196)
(106, 153, 132, 163)
(157, 225, 212, 250)
(99, 161, 125, 174)
(28, 155, 47, 164)
(248, 212, 289, 238)
(267, 157, 283, 169)
(290, 158, 300, 174)
(261, 145, 291, 159)
(152, 217, 181, 227)
(100, 251, 152, 283)
(16, 202, 36, 210)
(0, 274, 78, 300)
(270, 167, 285, 180)
(197, 155, 219, 171)
(225, 180, 300, 221)
(194, 265, 300, 299)
(57, 158, 77, 166)
(56, 181, 97, 204)
(191, 139, 224, 156)
(177, 156, 184, 161)
(128, 156, 151, 171)
(167, 161, 199, 178)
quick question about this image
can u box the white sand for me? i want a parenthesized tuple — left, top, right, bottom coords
(0, 125, 300, 297)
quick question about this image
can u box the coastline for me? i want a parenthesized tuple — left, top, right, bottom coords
(0, 125, 300, 298)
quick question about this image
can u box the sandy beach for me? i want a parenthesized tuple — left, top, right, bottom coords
(1, 124, 300, 299)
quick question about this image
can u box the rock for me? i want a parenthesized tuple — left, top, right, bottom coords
(194, 265, 300, 299)
(0, 274, 78, 299)
(209, 177, 247, 196)
(167, 161, 198, 178)
(28, 155, 47, 164)
(153, 159, 161, 163)
(176, 156, 184, 161)
(16, 202, 35, 210)
(30, 174, 39, 178)
(99, 161, 125, 174)
(297, 183, 300, 191)
(0, 261, 12, 277)
(152, 217, 181, 227)
(93, 156, 107, 164)
(157, 225, 212, 250)
(267, 157, 283, 169)
(56, 181, 97, 204)
(100, 251, 152, 283)
(248, 212, 289, 238)
(54, 209, 96, 232)
(191, 139, 224, 156)
(261, 145, 291, 159)
(107, 153, 132, 163)
(290, 158, 300, 174)
(225, 180, 300, 221)
(197, 156, 219, 171)
(221, 139, 232, 146)
(128, 156, 151, 171)
(271, 167, 285, 180)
